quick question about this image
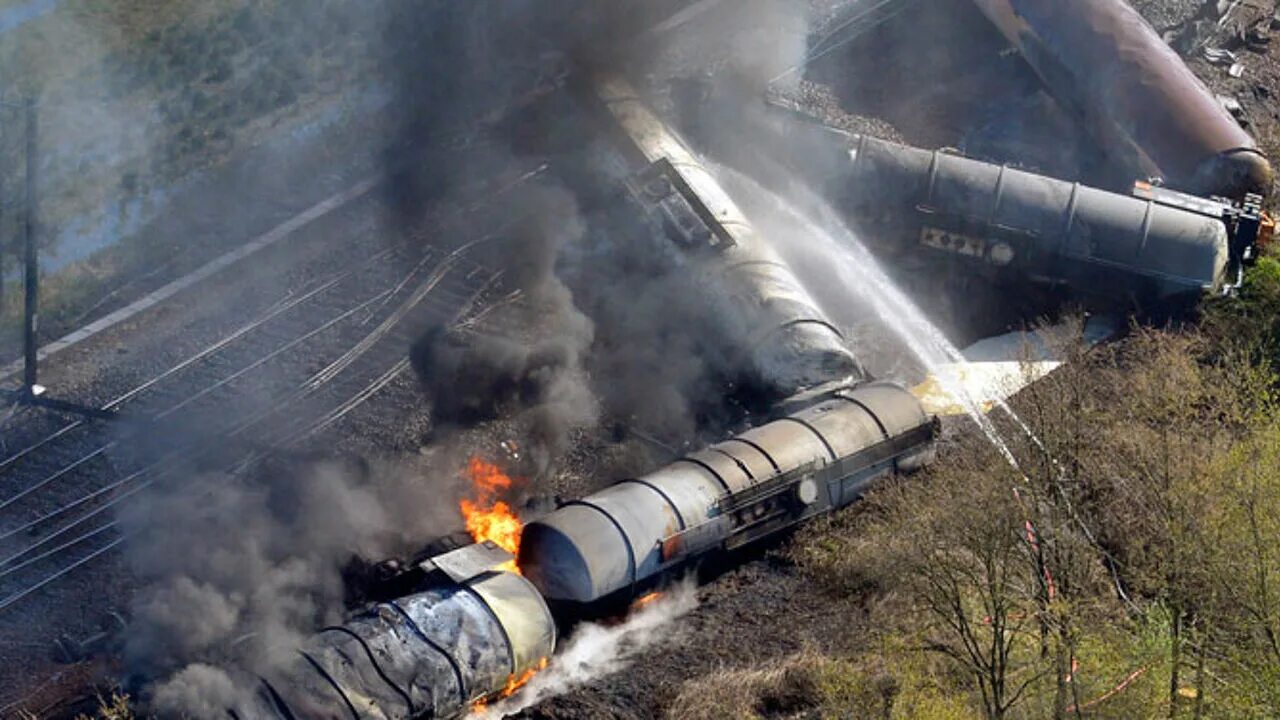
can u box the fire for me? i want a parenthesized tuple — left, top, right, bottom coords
(460, 457, 523, 574)
(631, 591, 663, 610)
(503, 657, 549, 695)
(471, 657, 549, 712)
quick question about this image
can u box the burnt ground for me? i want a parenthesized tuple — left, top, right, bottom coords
(3, 0, 1280, 718)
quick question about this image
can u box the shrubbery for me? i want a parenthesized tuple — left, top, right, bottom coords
(755, 255, 1280, 720)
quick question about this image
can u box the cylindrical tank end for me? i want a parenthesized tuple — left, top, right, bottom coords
(520, 515, 624, 604)
(756, 329, 864, 394)
(1188, 148, 1274, 199)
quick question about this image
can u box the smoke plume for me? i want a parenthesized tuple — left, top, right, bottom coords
(412, 183, 598, 476)
(119, 454, 469, 709)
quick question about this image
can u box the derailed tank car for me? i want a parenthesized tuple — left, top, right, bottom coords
(969, 0, 1273, 199)
(594, 75, 866, 394)
(250, 381, 937, 718)
(805, 130, 1264, 300)
(245, 543, 555, 720)
(521, 382, 937, 605)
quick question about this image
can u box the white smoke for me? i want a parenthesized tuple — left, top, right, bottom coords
(473, 579, 700, 719)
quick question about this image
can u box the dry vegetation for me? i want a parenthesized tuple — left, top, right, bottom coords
(73, 693, 134, 720)
(0, 0, 393, 354)
(682, 254, 1280, 720)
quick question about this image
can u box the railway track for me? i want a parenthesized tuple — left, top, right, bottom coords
(0, 245, 487, 606)
(0, 236, 517, 581)
(0, 163, 544, 714)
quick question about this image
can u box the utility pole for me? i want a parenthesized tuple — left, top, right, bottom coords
(22, 97, 37, 395)
(0, 96, 111, 420)
(0, 100, 6, 331)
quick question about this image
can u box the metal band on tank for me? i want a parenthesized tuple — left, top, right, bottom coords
(258, 678, 300, 720)
(747, 318, 850, 366)
(834, 394, 890, 440)
(387, 601, 468, 705)
(562, 500, 639, 587)
(989, 165, 1008, 225)
(925, 150, 943, 209)
(710, 448, 756, 483)
(620, 479, 687, 529)
(851, 133, 869, 178)
(298, 650, 361, 720)
(775, 416, 838, 462)
(460, 581, 518, 676)
(723, 437, 781, 473)
(675, 457, 733, 494)
(724, 258, 796, 272)
(321, 626, 416, 715)
(1137, 200, 1154, 256)
(775, 317, 847, 339)
(1061, 182, 1081, 254)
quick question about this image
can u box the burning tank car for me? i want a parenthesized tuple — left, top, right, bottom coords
(240, 382, 936, 720)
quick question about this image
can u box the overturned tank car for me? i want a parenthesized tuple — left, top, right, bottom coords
(969, 0, 1273, 199)
(803, 129, 1269, 300)
(243, 542, 555, 720)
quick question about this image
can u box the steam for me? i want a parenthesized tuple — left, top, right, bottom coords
(474, 579, 700, 720)
(721, 162, 1024, 464)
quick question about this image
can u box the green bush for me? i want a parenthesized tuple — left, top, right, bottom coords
(1202, 251, 1280, 364)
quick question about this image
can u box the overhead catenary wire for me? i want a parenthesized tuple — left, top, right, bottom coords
(0, 277, 401, 517)
(0, 244, 400, 476)
(0, 252, 455, 549)
(0, 537, 124, 613)
(0, 279, 412, 559)
(768, 0, 924, 86)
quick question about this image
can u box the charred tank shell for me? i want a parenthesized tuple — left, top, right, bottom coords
(969, 0, 1273, 199)
(520, 382, 936, 604)
(252, 544, 555, 720)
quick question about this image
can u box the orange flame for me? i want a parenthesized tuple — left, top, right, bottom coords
(471, 657, 550, 712)
(503, 657, 549, 695)
(460, 457, 523, 574)
(631, 591, 663, 610)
